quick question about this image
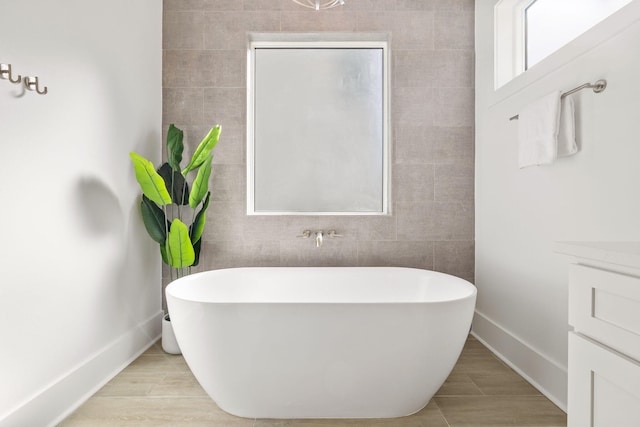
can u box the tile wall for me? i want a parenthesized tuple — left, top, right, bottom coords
(162, 0, 475, 292)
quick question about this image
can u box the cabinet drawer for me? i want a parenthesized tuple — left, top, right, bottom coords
(568, 333, 640, 427)
(569, 264, 640, 361)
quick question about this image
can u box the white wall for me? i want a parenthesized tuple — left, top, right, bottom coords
(475, 0, 640, 410)
(0, 1, 162, 425)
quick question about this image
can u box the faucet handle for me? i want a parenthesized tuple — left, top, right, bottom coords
(327, 230, 343, 238)
(297, 230, 311, 238)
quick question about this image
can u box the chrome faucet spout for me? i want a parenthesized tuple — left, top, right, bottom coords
(315, 231, 323, 248)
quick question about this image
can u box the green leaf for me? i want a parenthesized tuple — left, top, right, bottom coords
(157, 163, 190, 206)
(140, 195, 167, 244)
(192, 238, 202, 267)
(166, 218, 195, 268)
(166, 124, 184, 172)
(190, 192, 210, 244)
(182, 125, 221, 174)
(129, 152, 172, 206)
(160, 243, 168, 265)
(188, 154, 212, 209)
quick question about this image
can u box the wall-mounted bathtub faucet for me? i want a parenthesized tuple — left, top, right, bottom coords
(297, 229, 343, 248)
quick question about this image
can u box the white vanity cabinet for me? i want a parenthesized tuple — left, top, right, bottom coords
(556, 242, 640, 427)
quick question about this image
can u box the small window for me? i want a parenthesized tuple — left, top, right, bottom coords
(494, 0, 632, 88)
(525, 0, 633, 69)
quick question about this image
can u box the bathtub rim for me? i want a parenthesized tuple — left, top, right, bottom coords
(165, 266, 476, 305)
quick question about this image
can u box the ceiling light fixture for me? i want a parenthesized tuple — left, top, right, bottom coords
(291, 0, 345, 11)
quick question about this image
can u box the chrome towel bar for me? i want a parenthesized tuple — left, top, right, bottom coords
(509, 79, 607, 121)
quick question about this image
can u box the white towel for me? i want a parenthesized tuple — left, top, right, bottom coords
(557, 95, 578, 157)
(518, 91, 561, 168)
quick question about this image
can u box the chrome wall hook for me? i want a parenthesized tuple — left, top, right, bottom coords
(24, 76, 48, 95)
(0, 63, 22, 84)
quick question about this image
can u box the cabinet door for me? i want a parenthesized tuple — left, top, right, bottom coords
(569, 264, 640, 361)
(569, 333, 640, 427)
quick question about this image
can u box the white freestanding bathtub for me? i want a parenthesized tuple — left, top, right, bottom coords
(166, 267, 476, 419)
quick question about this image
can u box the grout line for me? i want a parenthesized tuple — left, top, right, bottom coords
(429, 399, 452, 427)
(201, 11, 205, 49)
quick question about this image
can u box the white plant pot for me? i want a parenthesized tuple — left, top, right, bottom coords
(162, 314, 181, 355)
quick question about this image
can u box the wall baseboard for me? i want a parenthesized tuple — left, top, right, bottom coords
(471, 310, 568, 412)
(1, 311, 163, 427)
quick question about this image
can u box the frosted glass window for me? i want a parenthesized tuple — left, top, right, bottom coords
(248, 37, 389, 215)
(526, 0, 632, 69)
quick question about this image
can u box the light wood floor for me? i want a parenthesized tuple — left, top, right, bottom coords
(59, 336, 566, 426)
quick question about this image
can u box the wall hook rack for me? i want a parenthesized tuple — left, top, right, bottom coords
(0, 63, 22, 84)
(24, 76, 48, 95)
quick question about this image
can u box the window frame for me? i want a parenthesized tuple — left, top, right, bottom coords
(494, 0, 634, 90)
(246, 32, 391, 216)
(494, 0, 536, 89)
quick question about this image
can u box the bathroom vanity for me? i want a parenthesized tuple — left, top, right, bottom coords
(555, 242, 640, 427)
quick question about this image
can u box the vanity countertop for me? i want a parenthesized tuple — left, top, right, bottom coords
(554, 241, 640, 270)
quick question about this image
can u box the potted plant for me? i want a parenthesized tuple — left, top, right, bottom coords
(130, 124, 220, 353)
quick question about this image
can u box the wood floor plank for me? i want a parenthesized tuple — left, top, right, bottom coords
(58, 397, 253, 426)
(434, 395, 566, 426)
